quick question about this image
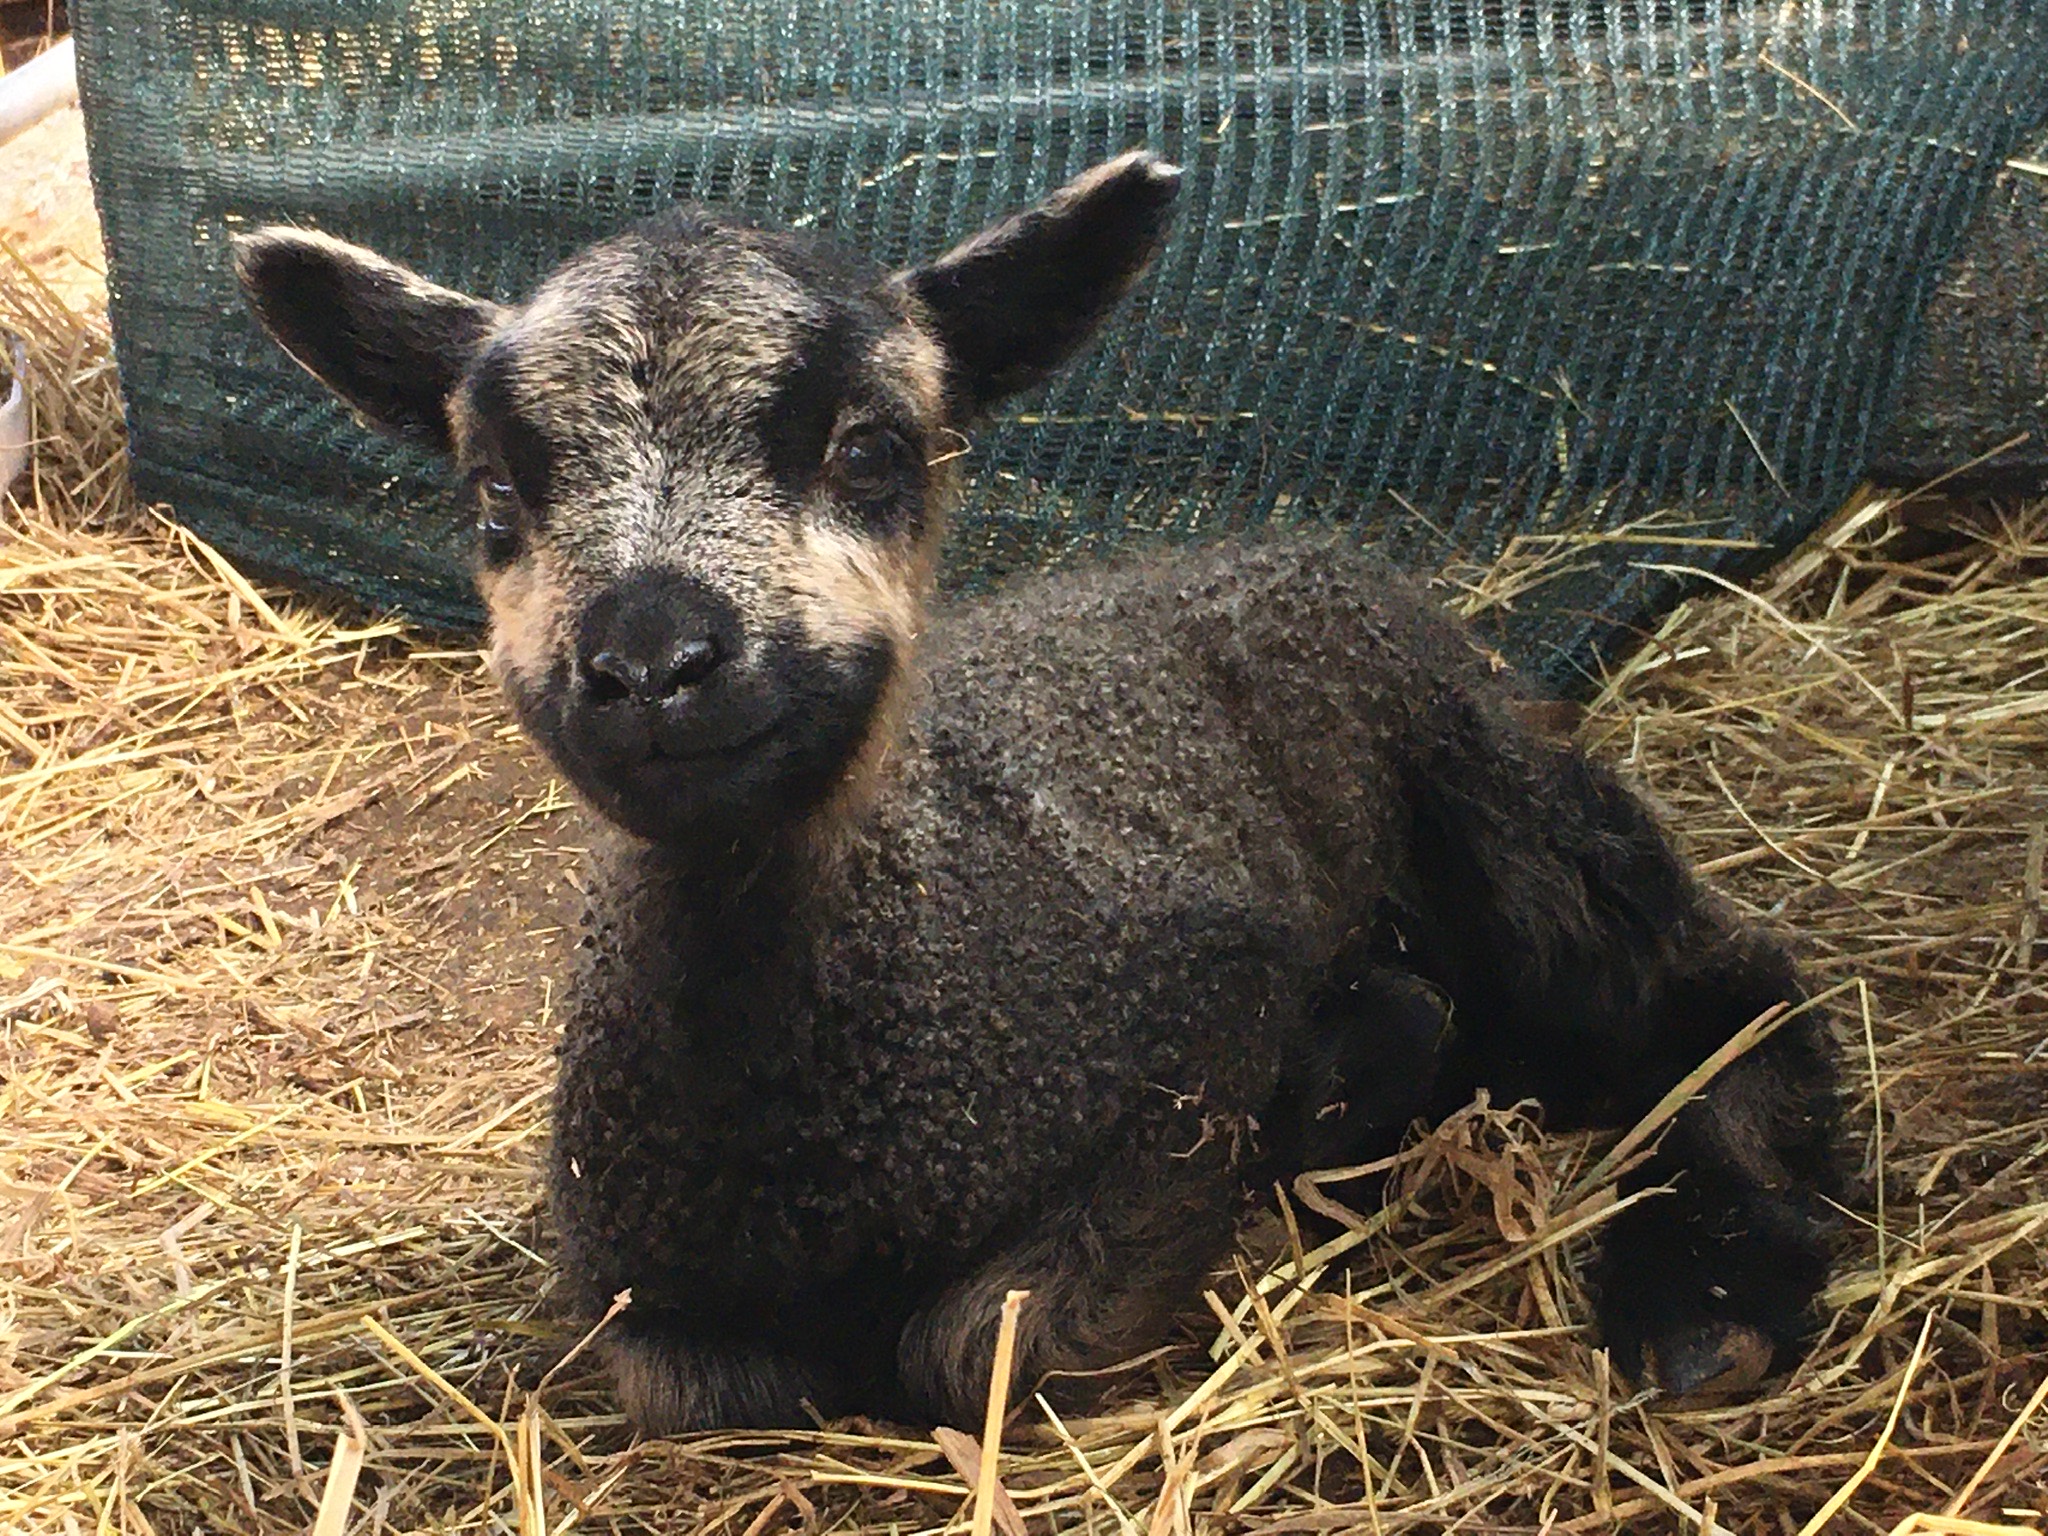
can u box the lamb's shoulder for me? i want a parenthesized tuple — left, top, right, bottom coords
(813, 729, 1326, 1189)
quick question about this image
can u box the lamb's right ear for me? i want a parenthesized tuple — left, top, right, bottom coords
(232, 228, 502, 454)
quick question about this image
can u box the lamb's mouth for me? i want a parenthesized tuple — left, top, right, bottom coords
(558, 718, 819, 844)
(644, 718, 783, 766)
(594, 719, 787, 806)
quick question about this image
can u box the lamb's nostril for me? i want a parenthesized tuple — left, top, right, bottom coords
(659, 636, 723, 693)
(585, 648, 650, 704)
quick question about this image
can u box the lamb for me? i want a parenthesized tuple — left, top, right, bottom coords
(233, 151, 1842, 1434)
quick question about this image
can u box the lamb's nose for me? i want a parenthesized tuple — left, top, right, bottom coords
(585, 635, 723, 703)
(577, 572, 737, 705)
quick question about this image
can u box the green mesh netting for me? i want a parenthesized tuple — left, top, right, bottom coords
(1873, 134, 2048, 497)
(72, 1, 2048, 687)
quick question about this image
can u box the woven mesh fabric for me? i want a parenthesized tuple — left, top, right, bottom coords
(1873, 127, 2048, 497)
(72, 1, 2048, 688)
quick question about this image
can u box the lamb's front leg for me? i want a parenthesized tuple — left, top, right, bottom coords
(1399, 697, 1842, 1397)
(896, 1151, 1241, 1427)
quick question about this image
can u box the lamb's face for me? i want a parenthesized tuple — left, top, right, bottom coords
(446, 226, 952, 843)
(234, 151, 1181, 847)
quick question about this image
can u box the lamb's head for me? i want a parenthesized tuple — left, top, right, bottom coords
(233, 153, 1179, 846)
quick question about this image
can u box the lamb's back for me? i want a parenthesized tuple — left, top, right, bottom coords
(924, 535, 1508, 892)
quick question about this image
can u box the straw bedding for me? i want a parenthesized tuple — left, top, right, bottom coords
(3, 184, 2046, 1535)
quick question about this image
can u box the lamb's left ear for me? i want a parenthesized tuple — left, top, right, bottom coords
(233, 228, 503, 454)
(901, 150, 1181, 422)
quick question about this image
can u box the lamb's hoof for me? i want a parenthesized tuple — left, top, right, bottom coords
(1642, 1321, 1776, 1402)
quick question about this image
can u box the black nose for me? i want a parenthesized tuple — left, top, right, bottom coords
(577, 571, 737, 705)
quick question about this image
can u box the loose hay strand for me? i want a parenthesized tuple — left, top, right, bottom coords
(971, 1291, 1030, 1536)
(310, 1428, 366, 1536)
(1944, 1368, 2048, 1520)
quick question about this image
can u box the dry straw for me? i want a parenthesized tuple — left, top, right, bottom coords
(3, 197, 2046, 1533)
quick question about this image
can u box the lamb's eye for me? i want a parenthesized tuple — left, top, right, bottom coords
(828, 425, 908, 498)
(474, 475, 524, 565)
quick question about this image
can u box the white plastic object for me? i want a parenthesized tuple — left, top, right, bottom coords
(0, 36, 78, 150)
(1, 334, 27, 496)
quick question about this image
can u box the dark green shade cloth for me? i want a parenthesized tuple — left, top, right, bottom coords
(70, 1, 2048, 688)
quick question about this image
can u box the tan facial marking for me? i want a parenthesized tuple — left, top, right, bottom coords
(765, 519, 933, 849)
(872, 321, 950, 425)
(478, 551, 575, 695)
(785, 522, 929, 655)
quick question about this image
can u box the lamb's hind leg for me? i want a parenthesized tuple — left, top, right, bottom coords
(601, 1315, 847, 1435)
(896, 1152, 1241, 1427)
(1398, 701, 1841, 1396)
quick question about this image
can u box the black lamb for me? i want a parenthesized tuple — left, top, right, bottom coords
(234, 151, 1842, 1433)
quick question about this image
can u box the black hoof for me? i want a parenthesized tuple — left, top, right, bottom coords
(1641, 1320, 1776, 1401)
